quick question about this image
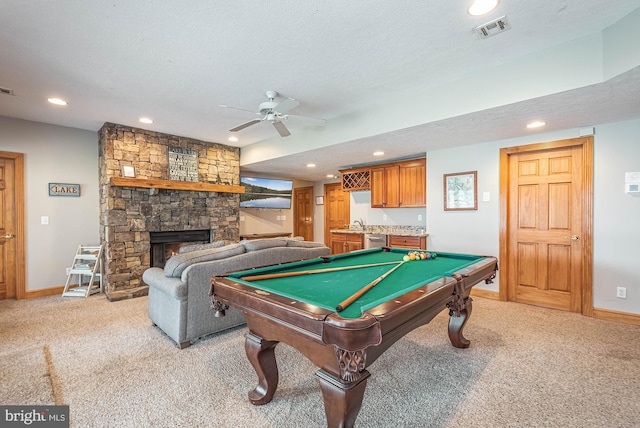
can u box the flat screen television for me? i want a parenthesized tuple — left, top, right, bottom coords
(240, 176, 293, 209)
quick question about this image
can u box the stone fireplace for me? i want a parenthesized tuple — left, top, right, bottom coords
(98, 123, 241, 301)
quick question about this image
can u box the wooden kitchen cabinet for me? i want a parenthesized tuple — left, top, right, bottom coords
(330, 232, 364, 254)
(371, 165, 399, 208)
(371, 158, 425, 208)
(398, 159, 426, 207)
(388, 234, 426, 250)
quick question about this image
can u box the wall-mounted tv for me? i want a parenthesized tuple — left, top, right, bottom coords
(240, 176, 293, 209)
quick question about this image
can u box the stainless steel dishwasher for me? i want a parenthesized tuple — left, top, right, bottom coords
(364, 233, 387, 249)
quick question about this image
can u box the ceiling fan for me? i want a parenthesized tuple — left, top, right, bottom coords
(221, 90, 320, 137)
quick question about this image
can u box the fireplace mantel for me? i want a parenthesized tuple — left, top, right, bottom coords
(110, 177, 244, 194)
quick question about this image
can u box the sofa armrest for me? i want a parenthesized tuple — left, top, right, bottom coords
(143, 267, 187, 299)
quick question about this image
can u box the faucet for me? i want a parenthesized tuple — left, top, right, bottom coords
(354, 218, 365, 230)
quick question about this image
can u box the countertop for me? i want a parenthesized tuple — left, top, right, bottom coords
(330, 225, 428, 237)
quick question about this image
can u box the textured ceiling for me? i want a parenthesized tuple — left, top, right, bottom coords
(1, 1, 639, 181)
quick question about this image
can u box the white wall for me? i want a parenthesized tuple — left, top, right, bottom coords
(0, 116, 99, 291)
(426, 118, 640, 314)
(592, 119, 640, 313)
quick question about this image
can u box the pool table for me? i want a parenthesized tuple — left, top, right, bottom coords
(210, 248, 497, 427)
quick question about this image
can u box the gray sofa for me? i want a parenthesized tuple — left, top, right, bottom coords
(143, 238, 330, 348)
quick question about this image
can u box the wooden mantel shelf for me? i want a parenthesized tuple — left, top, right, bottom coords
(110, 177, 245, 194)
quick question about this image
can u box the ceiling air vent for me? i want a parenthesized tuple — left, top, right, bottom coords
(0, 87, 15, 96)
(475, 15, 511, 39)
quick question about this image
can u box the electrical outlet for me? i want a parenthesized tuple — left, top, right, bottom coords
(616, 287, 627, 299)
(418, 214, 422, 221)
(66, 267, 71, 275)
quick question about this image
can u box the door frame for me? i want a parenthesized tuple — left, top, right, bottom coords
(499, 137, 593, 316)
(0, 151, 26, 299)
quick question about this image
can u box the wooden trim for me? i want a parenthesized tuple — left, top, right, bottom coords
(470, 288, 499, 300)
(593, 308, 640, 326)
(499, 137, 594, 315)
(498, 149, 509, 301)
(26, 286, 65, 299)
(0, 151, 26, 300)
(110, 177, 244, 193)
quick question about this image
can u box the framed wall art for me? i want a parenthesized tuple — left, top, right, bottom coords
(444, 171, 477, 211)
(121, 165, 136, 178)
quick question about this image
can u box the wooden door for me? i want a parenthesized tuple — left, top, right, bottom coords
(0, 152, 25, 300)
(500, 137, 593, 314)
(323, 183, 350, 247)
(293, 186, 314, 241)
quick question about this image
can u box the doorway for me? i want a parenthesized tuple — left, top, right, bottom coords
(499, 137, 593, 315)
(323, 182, 350, 247)
(293, 186, 314, 241)
(0, 151, 26, 300)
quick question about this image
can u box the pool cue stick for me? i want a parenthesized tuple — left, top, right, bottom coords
(240, 261, 400, 281)
(336, 261, 405, 312)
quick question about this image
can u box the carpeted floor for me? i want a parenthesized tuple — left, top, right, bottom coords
(1, 294, 639, 427)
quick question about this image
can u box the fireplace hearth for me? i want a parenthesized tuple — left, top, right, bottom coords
(150, 230, 211, 268)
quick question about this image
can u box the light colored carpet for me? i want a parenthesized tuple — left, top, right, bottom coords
(0, 294, 639, 427)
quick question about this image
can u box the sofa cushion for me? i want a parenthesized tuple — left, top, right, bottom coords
(164, 243, 245, 277)
(241, 238, 288, 252)
(178, 240, 225, 254)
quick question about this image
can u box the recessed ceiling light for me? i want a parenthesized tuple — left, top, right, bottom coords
(526, 121, 546, 129)
(307, 163, 316, 168)
(468, 0, 499, 16)
(47, 98, 68, 106)
(139, 117, 154, 124)
(228, 136, 238, 142)
(373, 151, 384, 156)
(326, 174, 335, 178)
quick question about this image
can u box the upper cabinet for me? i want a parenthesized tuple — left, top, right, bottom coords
(398, 159, 426, 207)
(371, 158, 426, 208)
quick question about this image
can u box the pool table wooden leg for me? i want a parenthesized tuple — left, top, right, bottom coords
(316, 369, 370, 428)
(245, 332, 280, 405)
(448, 299, 472, 348)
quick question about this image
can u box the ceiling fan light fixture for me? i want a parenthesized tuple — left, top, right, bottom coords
(468, 0, 499, 16)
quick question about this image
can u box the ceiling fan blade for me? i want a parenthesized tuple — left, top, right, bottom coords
(219, 104, 260, 115)
(272, 120, 291, 137)
(284, 114, 327, 126)
(230, 119, 262, 132)
(274, 98, 299, 114)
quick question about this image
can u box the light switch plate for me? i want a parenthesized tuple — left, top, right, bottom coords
(482, 192, 490, 202)
(41, 216, 49, 225)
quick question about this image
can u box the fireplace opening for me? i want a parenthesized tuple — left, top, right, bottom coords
(149, 230, 211, 268)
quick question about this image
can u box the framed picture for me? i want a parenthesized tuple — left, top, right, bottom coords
(315, 196, 324, 205)
(121, 165, 136, 178)
(444, 171, 477, 211)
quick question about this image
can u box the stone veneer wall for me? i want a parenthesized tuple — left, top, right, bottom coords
(98, 122, 241, 300)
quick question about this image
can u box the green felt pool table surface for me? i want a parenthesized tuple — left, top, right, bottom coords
(225, 248, 485, 319)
